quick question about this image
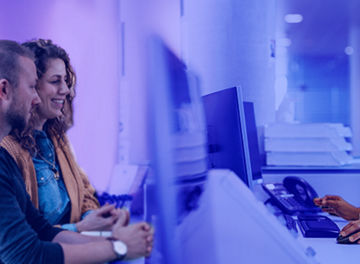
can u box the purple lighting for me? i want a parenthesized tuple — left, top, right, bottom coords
(0, 0, 121, 192)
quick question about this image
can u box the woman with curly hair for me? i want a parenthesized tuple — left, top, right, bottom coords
(1, 39, 119, 232)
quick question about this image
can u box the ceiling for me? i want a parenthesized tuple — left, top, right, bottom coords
(277, 0, 360, 57)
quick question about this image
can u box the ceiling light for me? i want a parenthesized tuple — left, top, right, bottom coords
(284, 14, 303, 24)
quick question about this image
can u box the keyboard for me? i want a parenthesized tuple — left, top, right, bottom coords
(297, 214, 340, 238)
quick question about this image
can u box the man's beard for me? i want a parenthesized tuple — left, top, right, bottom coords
(5, 101, 27, 132)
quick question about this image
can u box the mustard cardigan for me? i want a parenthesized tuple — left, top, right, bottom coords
(0, 134, 99, 223)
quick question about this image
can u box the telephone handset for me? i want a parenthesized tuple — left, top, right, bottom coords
(262, 176, 321, 215)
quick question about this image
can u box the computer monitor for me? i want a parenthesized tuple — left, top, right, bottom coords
(202, 86, 262, 188)
(146, 36, 208, 264)
(243, 101, 262, 182)
(145, 39, 317, 264)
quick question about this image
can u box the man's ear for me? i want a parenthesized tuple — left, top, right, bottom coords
(0, 78, 12, 101)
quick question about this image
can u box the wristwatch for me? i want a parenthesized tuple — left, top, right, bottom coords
(107, 237, 127, 260)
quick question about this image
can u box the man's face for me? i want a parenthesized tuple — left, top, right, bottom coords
(5, 56, 40, 131)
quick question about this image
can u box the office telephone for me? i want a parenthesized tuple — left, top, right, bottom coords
(262, 176, 321, 215)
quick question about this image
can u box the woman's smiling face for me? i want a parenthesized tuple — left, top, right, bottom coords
(36, 58, 70, 121)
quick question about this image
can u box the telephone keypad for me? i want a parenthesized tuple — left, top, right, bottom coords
(263, 183, 319, 214)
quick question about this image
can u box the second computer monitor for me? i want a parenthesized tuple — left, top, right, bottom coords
(202, 86, 262, 188)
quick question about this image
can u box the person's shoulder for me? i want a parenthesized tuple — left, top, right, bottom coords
(0, 145, 24, 166)
(1, 134, 20, 145)
(0, 147, 17, 176)
(0, 146, 13, 160)
(1, 136, 30, 164)
(50, 131, 71, 149)
(62, 133, 71, 146)
(0, 147, 24, 184)
(1, 135, 24, 154)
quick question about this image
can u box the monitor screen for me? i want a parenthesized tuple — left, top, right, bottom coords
(202, 87, 262, 187)
(146, 36, 208, 264)
(243, 101, 262, 181)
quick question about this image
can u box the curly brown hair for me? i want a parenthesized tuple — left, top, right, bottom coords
(11, 39, 76, 155)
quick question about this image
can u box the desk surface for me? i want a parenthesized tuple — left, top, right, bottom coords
(255, 184, 360, 263)
(297, 218, 360, 262)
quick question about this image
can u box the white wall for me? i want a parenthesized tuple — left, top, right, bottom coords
(0, 0, 120, 192)
(122, 0, 278, 165)
(350, 26, 360, 156)
(120, 0, 182, 164)
(182, 0, 277, 127)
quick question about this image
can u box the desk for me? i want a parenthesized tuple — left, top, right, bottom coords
(296, 218, 360, 262)
(254, 180, 360, 263)
(142, 169, 360, 263)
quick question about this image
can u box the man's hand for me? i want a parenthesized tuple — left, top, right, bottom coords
(112, 218, 154, 260)
(76, 204, 125, 232)
(313, 195, 360, 221)
(340, 220, 360, 243)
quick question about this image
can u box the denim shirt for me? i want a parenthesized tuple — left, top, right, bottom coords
(32, 130, 71, 226)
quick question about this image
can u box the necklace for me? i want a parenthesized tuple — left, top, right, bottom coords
(37, 152, 60, 180)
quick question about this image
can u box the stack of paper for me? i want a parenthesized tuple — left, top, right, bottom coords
(264, 123, 353, 166)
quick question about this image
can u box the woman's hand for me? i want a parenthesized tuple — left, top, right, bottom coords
(340, 220, 360, 243)
(76, 204, 129, 232)
(314, 195, 360, 221)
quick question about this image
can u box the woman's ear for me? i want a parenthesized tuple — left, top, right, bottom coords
(0, 79, 11, 100)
